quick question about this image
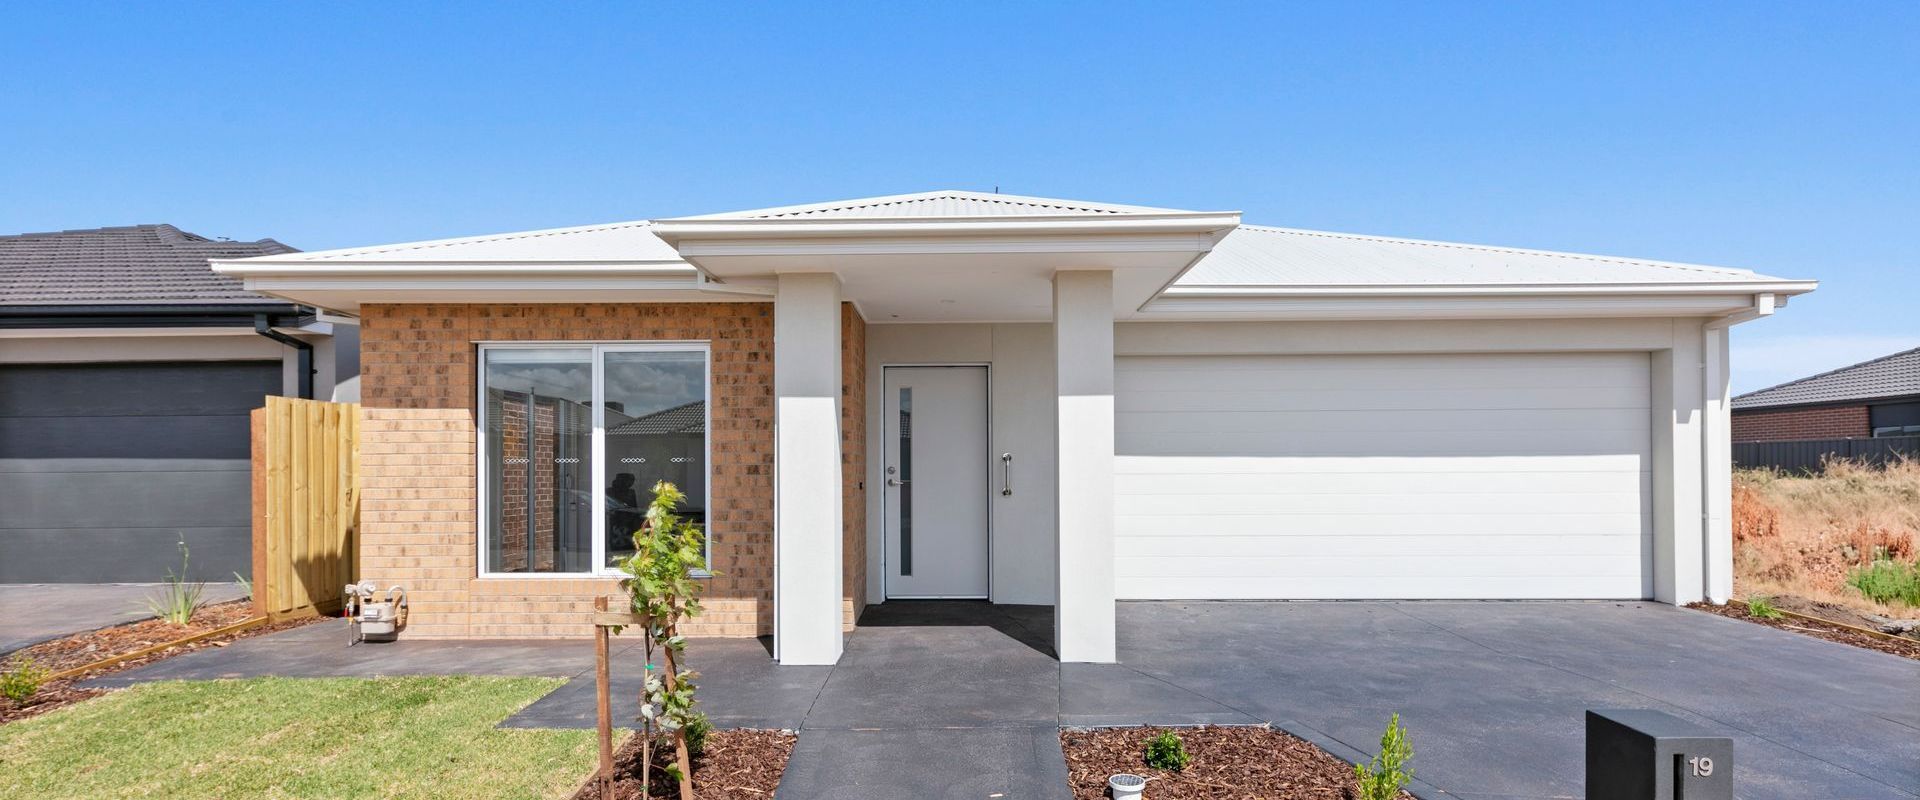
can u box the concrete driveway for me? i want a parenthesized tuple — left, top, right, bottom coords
(0, 583, 248, 655)
(1072, 601, 1920, 800)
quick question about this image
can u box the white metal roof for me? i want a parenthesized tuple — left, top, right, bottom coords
(231, 220, 683, 265)
(671, 190, 1202, 220)
(1174, 224, 1794, 288)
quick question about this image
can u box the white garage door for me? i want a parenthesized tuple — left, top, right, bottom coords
(1115, 352, 1652, 600)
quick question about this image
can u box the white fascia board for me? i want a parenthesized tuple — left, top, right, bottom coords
(673, 232, 1222, 258)
(1136, 293, 1776, 321)
(650, 212, 1242, 242)
(211, 259, 695, 277)
(1159, 280, 1819, 298)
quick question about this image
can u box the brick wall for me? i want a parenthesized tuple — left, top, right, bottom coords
(358, 302, 867, 639)
(1731, 404, 1870, 442)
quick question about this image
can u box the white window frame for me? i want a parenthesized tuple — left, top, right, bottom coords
(476, 341, 713, 578)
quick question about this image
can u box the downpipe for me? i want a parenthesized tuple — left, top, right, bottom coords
(254, 313, 314, 399)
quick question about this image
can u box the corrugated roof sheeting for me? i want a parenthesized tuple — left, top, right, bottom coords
(292, 221, 681, 263)
(0, 224, 295, 304)
(1732, 347, 1920, 409)
(1176, 225, 1779, 286)
(692, 190, 1196, 220)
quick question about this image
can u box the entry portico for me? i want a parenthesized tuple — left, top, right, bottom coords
(647, 195, 1243, 663)
(215, 190, 1813, 666)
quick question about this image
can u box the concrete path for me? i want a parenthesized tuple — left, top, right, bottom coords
(91, 600, 1920, 800)
(0, 583, 247, 655)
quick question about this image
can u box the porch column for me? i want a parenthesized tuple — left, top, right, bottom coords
(773, 273, 844, 665)
(1053, 269, 1117, 663)
(1702, 325, 1734, 603)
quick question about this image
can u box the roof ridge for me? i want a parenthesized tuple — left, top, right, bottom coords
(1732, 345, 1920, 401)
(1233, 224, 1758, 278)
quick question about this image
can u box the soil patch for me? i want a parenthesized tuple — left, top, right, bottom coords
(1060, 724, 1413, 800)
(1, 600, 323, 724)
(1690, 601, 1920, 661)
(571, 729, 795, 800)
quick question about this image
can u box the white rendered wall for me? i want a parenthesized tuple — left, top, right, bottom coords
(1053, 270, 1117, 663)
(773, 274, 845, 665)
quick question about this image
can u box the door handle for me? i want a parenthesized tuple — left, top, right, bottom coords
(887, 477, 909, 487)
(1000, 453, 1013, 496)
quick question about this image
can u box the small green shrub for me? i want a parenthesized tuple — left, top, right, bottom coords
(1143, 730, 1191, 771)
(1745, 596, 1784, 620)
(1, 656, 50, 703)
(681, 713, 713, 757)
(1355, 713, 1414, 800)
(1848, 558, 1920, 607)
(144, 539, 206, 625)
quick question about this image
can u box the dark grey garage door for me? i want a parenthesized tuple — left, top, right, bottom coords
(0, 361, 279, 583)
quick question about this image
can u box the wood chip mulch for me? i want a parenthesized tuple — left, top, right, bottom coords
(1689, 601, 1920, 661)
(1, 599, 324, 726)
(571, 729, 795, 800)
(1061, 725, 1412, 800)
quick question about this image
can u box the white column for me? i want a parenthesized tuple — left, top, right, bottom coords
(1650, 323, 1706, 605)
(1053, 270, 1117, 663)
(773, 273, 844, 665)
(1702, 324, 1734, 603)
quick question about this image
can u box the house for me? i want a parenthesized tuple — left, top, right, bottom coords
(212, 191, 1815, 664)
(1731, 346, 1920, 441)
(0, 225, 356, 583)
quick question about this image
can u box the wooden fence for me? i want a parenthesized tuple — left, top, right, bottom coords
(251, 395, 361, 621)
(1733, 434, 1920, 473)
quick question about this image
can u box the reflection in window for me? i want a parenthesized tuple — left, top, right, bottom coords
(483, 349, 593, 573)
(602, 350, 708, 568)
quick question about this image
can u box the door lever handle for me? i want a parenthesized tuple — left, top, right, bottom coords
(1000, 453, 1013, 496)
(887, 477, 908, 487)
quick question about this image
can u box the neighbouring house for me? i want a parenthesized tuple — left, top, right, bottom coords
(1731, 346, 1920, 441)
(0, 224, 358, 582)
(212, 191, 1815, 664)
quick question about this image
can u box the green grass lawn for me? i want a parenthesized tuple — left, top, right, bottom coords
(0, 676, 604, 799)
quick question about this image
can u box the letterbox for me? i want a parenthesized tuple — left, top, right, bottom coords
(1586, 709, 1733, 800)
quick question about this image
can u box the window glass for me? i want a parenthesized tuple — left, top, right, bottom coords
(602, 350, 708, 568)
(483, 348, 593, 573)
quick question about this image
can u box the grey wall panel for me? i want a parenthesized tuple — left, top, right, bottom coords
(0, 527, 250, 583)
(0, 415, 253, 459)
(0, 362, 279, 418)
(0, 466, 249, 529)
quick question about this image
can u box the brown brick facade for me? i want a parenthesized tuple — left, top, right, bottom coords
(358, 302, 867, 638)
(1731, 404, 1870, 442)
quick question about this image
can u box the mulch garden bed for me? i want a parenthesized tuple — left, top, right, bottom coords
(1061, 725, 1413, 800)
(571, 729, 796, 800)
(1, 599, 323, 725)
(1690, 600, 1920, 661)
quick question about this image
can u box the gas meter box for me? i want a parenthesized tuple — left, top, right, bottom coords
(1586, 709, 1732, 800)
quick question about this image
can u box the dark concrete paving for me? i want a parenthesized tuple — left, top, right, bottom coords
(83, 599, 1919, 800)
(1079, 601, 1920, 800)
(86, 619, 598, 685)
(0, 582, 247, 655)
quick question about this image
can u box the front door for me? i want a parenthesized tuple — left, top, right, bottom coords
(882, 366, 989, 599)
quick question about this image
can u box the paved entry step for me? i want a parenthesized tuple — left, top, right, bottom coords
(776, 726, 1072, 799)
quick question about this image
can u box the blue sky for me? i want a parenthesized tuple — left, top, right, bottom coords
(4, 2, 1914, 393)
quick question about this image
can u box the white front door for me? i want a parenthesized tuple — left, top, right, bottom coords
(883, 366, 990, 599)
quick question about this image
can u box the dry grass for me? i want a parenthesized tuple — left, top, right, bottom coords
(1733, 457, 1920, 615)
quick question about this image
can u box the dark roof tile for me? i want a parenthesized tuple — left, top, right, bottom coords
(0, 224, 297, 305)
(1732, 346, 1920, 409)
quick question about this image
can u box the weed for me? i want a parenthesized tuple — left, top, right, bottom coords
(1745, 596, 1784, 620)
(1, 656, 49, 703)
(1143, 730, 1191, 771)
(1848, 558, 1920, 607)
(234, 572, 253, 602)
(144, 539, 206, 625)
(1355, 714, 1414, 800)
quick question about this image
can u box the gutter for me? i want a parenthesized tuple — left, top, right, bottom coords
(254, 313, 314, 399)
(0, 303, 307, 329)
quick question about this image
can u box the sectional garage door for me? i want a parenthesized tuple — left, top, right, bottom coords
(1114, 352, 1653, 600)
(0, 361, 279, 583)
